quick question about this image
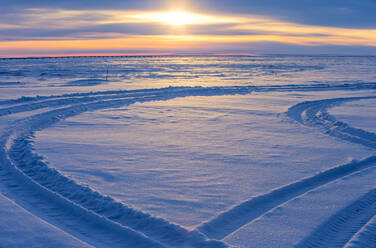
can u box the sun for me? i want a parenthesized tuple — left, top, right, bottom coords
(129, 10, 225, 26)
(157, 11, 201, 26)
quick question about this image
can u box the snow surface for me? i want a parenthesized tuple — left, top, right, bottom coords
(34, 92, 372, 229)
(0, 193, 92, 248)
(0, 56, 375, 248)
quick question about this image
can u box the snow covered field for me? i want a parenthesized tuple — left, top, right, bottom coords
(0, 56, 375, 247)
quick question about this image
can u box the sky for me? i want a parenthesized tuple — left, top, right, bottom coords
(1, 0, 376, 57)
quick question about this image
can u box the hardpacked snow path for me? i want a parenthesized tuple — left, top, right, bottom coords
(0, 84, 375, 247)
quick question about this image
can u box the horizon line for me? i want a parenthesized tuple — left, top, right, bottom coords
(0, 52, 260, 59)
(1, 53, 376, 60)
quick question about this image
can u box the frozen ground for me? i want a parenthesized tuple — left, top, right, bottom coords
(0, 56, 375, 248)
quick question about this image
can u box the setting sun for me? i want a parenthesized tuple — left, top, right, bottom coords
(128, 10, 239, 26)
(154, 11, 203, 26)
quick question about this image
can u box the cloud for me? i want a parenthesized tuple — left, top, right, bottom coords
(1, 0, 375, 28)
(0, 1, 376, 56)
(1, 8, 375, 46)
(197, 0, 376, 28)
(0, 0, 164, 11)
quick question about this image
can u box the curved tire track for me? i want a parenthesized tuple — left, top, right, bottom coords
(287, 96, 376, 149)
(1, 86, 255, 248)
(1, 85, 376, 246)
(197, 95, 376, 241)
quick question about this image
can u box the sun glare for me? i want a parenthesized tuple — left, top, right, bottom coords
(129, 10, 234, 26)
(159, 11, 200, 26)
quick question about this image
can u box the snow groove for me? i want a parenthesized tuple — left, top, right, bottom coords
(197, 157, 376, 240)
(287, 96, 376, 247)
(0, 145, 166, 248)
(0, 86, 249, 117)
(1, 86, 259, 248)
(197, 95, 376, 240)
(287, 96, 376, 149)
(1, 81, 376, 109)
(295, 189, 376, 248)
(1, 85, 376, 246)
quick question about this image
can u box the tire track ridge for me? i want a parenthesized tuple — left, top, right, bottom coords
(197, 157, 376, 240)
(345, 215, 376, 248)
(0, 144, 166, 248)
(287, 96, 376, 149)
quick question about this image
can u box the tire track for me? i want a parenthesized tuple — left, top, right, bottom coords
(197, 95, 376, 240)
(1, 85, 375, 246)
(0, 150, 166, 248)
(2, 86, 256, 248)
(345, 215, 376, 248)
(287, 96, 376, 149)
(295, 189, 376, 248)
(1, 81, 375, 111)
(287, 96, 376, 248)
(0, 87, 238, 117)
(197, 157, 376, 240)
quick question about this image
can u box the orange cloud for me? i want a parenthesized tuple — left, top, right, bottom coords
(231, 18, 376, 46)
(1, 32, 376, 57)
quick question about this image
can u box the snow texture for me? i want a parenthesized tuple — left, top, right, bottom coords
(0, 56, 375, 247)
